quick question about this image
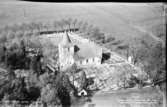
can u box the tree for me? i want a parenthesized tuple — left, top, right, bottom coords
(37, 22, 44, 32)
(6, 30, 15, 40)
(38, 72, 51, 87)
(72, 19, 77, 30)
(80, 71, 86, 90)
(15, 30, 24, 38)
(56, 73, 73, 107)
(43, 23, 49, 32)
(53, 20, 58, 31)
(145, 42, 165, 81)
(29, 22, 38, 33)
(39, 72, 74, 107)
(2, 77, 28, 101)
(62, 19, 68, 30)
(66, 18, 72, 30)
(77, 21, 83, 31)
(10, 24, 20, 33)
(58, 20, 65, 31)
(130, 37, 165, 83)
(80, 22, 88, 32)
(67, 63, 78, 86)
(86, 24, 94, 35)
(128, 38, 149, 65)
(0, 32, 7, 44)
(3, 25, 10, 33)
(41, 84, 60, 106)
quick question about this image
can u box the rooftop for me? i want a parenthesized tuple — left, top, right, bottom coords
(74, 43, 102, 61)
(59, 32, 73, 47)
(39, 32, 102, 60)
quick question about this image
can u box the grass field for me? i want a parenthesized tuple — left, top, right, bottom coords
(86, 86, 163, 107)
(0, 2, 165, 45)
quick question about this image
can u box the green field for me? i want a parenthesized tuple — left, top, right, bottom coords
(0, 2, 165, 45)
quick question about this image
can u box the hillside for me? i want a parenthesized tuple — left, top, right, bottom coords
(0, 2, 165, 46)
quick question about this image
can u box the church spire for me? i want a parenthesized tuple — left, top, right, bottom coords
(60, 32, 72, 47)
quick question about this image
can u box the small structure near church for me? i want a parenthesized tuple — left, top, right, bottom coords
(78, 89, 87, 96)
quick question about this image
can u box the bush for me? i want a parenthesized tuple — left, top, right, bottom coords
(39, 72, 75, 106)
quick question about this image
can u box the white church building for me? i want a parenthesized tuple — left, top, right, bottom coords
(58, 32, 102, 70)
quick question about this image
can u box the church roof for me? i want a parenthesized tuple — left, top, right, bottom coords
(39, 32, 102, 61)
(60, 32, 73, 47)
(74, 43, 102, 61)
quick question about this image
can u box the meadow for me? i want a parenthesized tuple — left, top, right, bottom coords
(0, 2, 165, 44)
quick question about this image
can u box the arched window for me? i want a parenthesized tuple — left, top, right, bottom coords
(86, 59, 88, 63)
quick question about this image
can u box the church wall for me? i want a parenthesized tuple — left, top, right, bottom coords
(94, 57, 101, 65)
(58, 44, 74, 70)
(76, 57, 101, 67)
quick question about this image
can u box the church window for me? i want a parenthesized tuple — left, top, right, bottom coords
(86, 59, 88, 63)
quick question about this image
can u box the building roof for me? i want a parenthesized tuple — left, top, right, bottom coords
(59, 32, 73, 47)
(74, 43, 102, 61)
(39, 32, 102, 61)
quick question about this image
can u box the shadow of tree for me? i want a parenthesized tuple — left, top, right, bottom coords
(58, 86, 71, 107)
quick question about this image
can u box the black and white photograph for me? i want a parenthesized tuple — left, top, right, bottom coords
(0, 1, 166, 107)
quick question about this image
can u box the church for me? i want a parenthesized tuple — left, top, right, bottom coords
(58, 32, 102, 70)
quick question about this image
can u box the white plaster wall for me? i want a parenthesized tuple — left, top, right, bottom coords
(58, 44, 75, 70)
(88, 58, 93, 64)
(94, 57, 101, 65)
(82, 60, 87, 65)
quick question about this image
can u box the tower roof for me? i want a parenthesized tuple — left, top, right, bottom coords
(60, 32, 73, 47)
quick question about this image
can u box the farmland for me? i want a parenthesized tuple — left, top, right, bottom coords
(0, 2, 165, 44)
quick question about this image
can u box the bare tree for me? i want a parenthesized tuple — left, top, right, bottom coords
(86, 24, 93, 35)
(58, 20, 65, 31)
(11, 24, 20, 33)
(77, 21, 83, 31)
(20, 23, 30, 34)
(66, 18, 72, 30)
(53, 21, 58, 31)
(80, 22, 88, 33)
(72, 19, 77, 30)
(35, 22, 42, 33)
(43, 24, 49, 32)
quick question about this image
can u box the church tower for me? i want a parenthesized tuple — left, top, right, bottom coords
(58, 32, 74, 70)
